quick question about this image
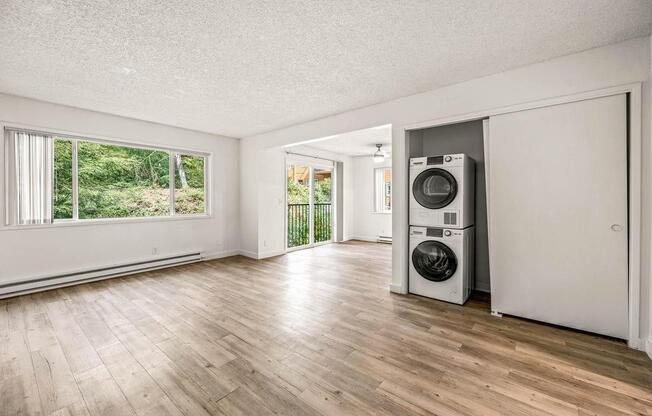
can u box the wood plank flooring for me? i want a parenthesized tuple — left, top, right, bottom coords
(1, 241, 651, 415)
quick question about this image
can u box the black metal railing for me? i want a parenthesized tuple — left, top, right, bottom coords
(287, 203, 332, 248)
(314, 203, 332, 243)
(288, 203, 310, 248)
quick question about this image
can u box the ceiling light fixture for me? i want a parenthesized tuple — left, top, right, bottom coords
(373, 144, 385, 163)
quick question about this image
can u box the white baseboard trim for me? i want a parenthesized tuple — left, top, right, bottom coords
(626, 336, 642, 351)
(646, 336, 652, 359)
(237, 249, 259, 259)
(202, 249, 240, 261)
(349, 235, 381, 243)
(389, 283, 407, 294)
(236, 248, 287, 260)
(257, 249, 286, 259)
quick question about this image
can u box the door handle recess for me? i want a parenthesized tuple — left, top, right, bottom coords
(610, 224, 623, 232)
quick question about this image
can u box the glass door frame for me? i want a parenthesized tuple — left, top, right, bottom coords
(285, 157, 335, 252)
(312, 165, 334, 247)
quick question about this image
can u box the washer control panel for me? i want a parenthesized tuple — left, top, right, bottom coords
(410, 226, 463, 239)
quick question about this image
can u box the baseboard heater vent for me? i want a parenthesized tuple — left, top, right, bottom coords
(0, 252, 202, 299)
(377, 235, 392, 244)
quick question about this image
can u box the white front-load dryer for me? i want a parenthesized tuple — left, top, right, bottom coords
(409, 154, 474, 228)
(409, 226, 474, 305)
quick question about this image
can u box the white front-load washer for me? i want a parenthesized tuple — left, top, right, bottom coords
(409, 226, 474, 305)
(409, 154, 474, 228)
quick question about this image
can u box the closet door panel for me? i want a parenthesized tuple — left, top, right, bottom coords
(487, 94, 628, 338)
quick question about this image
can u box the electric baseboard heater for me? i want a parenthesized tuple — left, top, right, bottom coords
(377, 235, 392, 244)
(0, 252, 202, 299)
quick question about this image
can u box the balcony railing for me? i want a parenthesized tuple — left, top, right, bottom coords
(314, 203, 332, 243)
(287, 203, 332, 248)
(288, 203, 309, 248)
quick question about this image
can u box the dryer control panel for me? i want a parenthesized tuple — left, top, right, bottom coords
(410, 153, 468, 168)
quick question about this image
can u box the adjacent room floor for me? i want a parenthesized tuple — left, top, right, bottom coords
(1, 241, 651, 416)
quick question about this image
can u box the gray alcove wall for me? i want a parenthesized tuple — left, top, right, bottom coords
(409, 119, 490, 292)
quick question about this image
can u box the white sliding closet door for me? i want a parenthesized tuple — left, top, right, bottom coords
(487, 94, 628, 339)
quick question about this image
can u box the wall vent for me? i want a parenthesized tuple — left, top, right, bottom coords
(443, 212, 458, 225)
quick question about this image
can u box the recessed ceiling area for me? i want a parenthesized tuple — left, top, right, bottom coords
(298, 124, 392, 157)
(0, 1, 650, 138)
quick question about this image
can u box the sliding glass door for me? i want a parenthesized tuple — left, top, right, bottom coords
(287, 162, 333, 250)
(313, 168, 332, 243)
(287, 163, 311, 248)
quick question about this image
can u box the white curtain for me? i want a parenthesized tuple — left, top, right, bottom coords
(5, 130, 53, 225)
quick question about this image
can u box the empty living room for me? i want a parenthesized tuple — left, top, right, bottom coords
(1, 1, 652, 415)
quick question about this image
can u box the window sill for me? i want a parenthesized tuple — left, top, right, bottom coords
(0, 214, 212, 231)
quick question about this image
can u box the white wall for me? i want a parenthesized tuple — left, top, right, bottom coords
(240, 36, 651, 348)
(0, 94, 240, 283)
(649, 36, 652, 357)
(343, 159, 355, 242)
(351, 156, 392, 241)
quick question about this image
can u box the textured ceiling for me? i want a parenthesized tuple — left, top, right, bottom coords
(0, 1, 650, 138)
(300, 124, 392, 157)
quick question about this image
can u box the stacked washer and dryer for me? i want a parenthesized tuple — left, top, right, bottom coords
(409, 154, 475, 304)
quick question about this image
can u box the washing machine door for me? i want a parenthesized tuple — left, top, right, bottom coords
(412, 241, 458, 282)
(412, 168, 457, 209)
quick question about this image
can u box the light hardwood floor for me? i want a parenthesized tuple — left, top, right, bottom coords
(1, 241, 651, 416)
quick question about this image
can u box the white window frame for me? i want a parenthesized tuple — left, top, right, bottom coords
(3, 125, 212, 229)
(374, 166, 392, 214)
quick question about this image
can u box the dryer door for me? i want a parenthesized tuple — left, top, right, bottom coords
(412, 168, 457, 209)
(412, 241, 458, 282)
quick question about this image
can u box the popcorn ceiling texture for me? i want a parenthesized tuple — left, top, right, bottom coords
(0, 0, 650, 138)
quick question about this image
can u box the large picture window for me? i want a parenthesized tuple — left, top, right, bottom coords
(78, 141, 171, 219)
(53, 138, 74, 220)
(174, 153, 205, 215)
(4, 128, 208, 225)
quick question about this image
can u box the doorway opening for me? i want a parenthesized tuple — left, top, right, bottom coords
(283, 123, 392, 254)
